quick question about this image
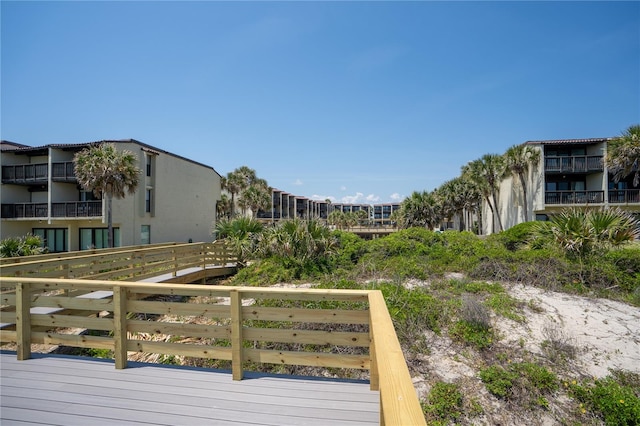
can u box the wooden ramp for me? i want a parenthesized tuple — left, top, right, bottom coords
(0, 351, 379, 426)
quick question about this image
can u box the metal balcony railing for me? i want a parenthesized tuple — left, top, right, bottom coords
(1, 201, 102, 219)
(544, 156, 603, 173)
(2, 162, 76, 184)
(545, 190, 605, 205)
(609, 189, 640, 204)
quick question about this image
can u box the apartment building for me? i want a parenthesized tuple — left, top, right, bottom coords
(257, 189, 400, 227)
(1, 139, 221, 251)
(372, 203, 401, 226)
(484, 137, 640, 234)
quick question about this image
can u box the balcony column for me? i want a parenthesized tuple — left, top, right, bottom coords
(47, 147, 53, 224)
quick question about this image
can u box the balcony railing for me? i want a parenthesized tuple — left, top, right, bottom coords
(609, 189, 640, 204)
(1, 201, 102, 219)
(545, 190, 605, 205)
(2, 162, 76, 184)
(51, 162, 76, 182)
(544, 156, 603, 173)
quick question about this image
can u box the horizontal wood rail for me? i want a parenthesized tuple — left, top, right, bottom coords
(0, 241, 236, 282)
(0, 277, 424, 425)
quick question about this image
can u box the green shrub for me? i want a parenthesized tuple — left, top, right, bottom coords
(480, 365, 518, 398)
(571, 376, 640, 425)
(480, 362, 557, 407)
(485, 293, 524, 323)
(330, 230, 366, 268)
(490, 222, 541, 251)
(0, 234, 46, 257)
(450, 319, 494, 350)
(422, 382, 463, 424)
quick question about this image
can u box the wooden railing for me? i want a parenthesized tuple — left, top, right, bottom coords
(0, 277, 425, 425)
(0, 241, 236, 282)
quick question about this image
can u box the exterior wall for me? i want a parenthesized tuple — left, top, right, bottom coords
(485, 146, 544, 234)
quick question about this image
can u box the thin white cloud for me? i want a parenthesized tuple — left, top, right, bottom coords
(365, 194, 380, 202)
(341, 192, 364, 204)
(390, 193, 403, 201)
(340, 186, 347, 191)
(293, 179, 303, 186)
(311, 194, 336, 202)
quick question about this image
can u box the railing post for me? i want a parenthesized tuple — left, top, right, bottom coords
(16, 282, 32, 361)
(230, 289, 244, 380)
(172, 248, 178, 277)
(369, 304, 379, 391)
(113, 286, 128, 369)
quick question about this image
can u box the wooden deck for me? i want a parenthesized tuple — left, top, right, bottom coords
(0, 351, 379, 426)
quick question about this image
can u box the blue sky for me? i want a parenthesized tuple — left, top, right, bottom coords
(2, 1, 639, 204)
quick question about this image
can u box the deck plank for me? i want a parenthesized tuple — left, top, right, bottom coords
(0, 351, 379, 426)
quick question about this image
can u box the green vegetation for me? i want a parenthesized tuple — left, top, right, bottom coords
(210, 210, 640, 423)
(480, 362, 558, 408)
(0, 234, 46, 257)
(422, 382, 464, 425)
(570, 373, 640, 425)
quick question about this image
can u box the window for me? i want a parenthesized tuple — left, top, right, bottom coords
(80, 191, 99, 201)
(141, 225, 150, 245)
(33, 228, 68, 253)
(146, 189, 152, 213)
(80, 228, 120, 250)
(146, 153, 152, 177)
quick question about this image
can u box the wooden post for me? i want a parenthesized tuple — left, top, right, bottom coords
(172, 248, 178, 277)
(369, 304, 379, 391)
(113, 286, 128, 369)
(230, 289, 243, 380)
(16, 282, 31, 361)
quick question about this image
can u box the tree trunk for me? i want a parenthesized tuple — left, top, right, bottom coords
(486, 196, 495, 234)
(107, 195, 114, 248)
(519, 173, 529, 222)
(491, 192, 503, 232)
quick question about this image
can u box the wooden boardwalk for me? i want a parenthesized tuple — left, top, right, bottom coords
(0, 351, 379, 426)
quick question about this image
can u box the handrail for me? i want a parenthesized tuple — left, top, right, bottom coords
(0, 240, 236, 280)
(0, 276, 425, 425)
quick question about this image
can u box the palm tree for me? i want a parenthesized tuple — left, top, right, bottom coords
(435, 178, 467, 230)
(463, 155, 505, 234)
(398, 190, 441, 230)
(223, 166, 257, 217)
(74, 143, 141, 248)
(605, 124, 640, 187)
(214, 216, 263, 267)
(504, 144, 540, 222)
(533, 207, 640, 259)
(327, 210, 346, 229)
(239, 178, 272, 218)
(216, 194, 232, 220)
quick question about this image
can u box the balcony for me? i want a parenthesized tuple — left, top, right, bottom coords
(1, 201, 102, 219)
(2, 162, 76, 184)
(545, 190, 604, 205)
(609, 189, 640, 204)
(544, 156, 603, 174)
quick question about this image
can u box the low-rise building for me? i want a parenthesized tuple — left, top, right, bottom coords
(1, 139, 221, 251)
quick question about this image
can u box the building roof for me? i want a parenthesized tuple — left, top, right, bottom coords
(0, 139, 221, 177)
(525, 137, 612, 145)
